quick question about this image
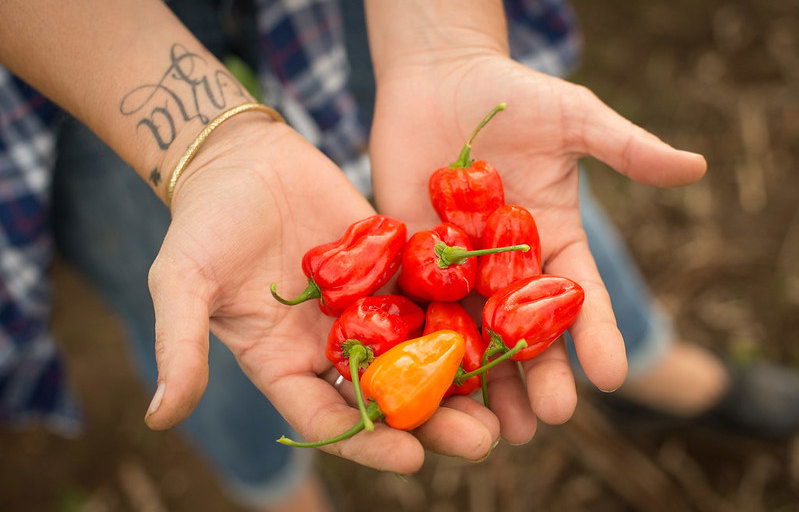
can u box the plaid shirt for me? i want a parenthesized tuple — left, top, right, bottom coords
(0, 0, 580, 430)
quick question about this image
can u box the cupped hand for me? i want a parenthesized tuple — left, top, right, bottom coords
(370, 53, 706, 443)
(143, 116, 499, 472)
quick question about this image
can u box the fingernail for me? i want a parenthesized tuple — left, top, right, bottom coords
(146, 382, 165, 417)
(471, 438, 501, 463)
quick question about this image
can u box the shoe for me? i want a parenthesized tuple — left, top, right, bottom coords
(597, 360, 799, 440)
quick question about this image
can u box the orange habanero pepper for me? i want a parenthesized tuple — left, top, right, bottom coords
(277, 330, 465, 447)
(361, 330, 465, 430)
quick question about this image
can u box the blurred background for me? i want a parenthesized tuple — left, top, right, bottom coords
(3, 0, 799, 510)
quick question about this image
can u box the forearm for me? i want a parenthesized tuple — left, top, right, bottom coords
(0, 0, 258, 200)
(364, 0, 509, 82)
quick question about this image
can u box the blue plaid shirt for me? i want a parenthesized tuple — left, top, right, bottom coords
(0, 0, 580, 431)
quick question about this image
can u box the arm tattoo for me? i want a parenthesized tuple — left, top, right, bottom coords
(119, 44, 248, 185)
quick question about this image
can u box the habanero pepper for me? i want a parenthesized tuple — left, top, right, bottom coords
(398, 222, 529, 303)
(278, 330, 466, 447)
(271, 215, 406, 316)
(424, 302, 487, 397)
(429, 103, 506, 245)
(482, 275, 584, 362)
(325, 295, 425, 430)
(277, 330, 526, 447)
(477, 205, 542, 297)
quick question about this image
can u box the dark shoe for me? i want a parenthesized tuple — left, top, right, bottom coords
(598, 360, 799, 440)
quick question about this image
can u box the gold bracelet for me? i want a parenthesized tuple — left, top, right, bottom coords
(165, 102, 285, 209)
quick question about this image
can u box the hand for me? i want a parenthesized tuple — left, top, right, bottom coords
(143, 115, 499, 472)
(370, 53, 706, 443)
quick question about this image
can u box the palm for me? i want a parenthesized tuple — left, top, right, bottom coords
(370, 55, 705, 441)
(146, 123, 497, 471)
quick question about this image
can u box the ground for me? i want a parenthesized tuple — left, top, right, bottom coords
(3, 0, 799, 510)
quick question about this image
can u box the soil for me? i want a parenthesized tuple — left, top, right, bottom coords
(3, 0, 799, 510)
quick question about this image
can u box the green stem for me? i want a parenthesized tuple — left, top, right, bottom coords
(481, 331, 511, 408)
(481, 351, 491, 408)
(277, 401, 383, 448)
(270, 278, 321, 306)
(451, 103, 507, 169)
(346, 342, 375, 432)
(456, 340, 528, 384)
(435, 242, 530, 268)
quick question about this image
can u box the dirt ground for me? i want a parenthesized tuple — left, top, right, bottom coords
(3, 0, 799, 510)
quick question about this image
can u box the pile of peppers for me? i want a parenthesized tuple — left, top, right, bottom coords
(272, 103, 585, 448)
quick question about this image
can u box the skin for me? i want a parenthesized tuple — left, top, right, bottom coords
(366, 0, 707, 444)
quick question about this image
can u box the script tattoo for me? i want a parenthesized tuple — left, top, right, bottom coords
(119, 44, 247, 184)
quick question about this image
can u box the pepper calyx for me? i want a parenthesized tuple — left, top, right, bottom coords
(342, 339, 375, 370)
(435, 242, 530, 268)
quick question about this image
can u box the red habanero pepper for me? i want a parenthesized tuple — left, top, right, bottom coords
(477, 205, 542, 297)
(482, 275, 584, 362)
(429, 104, 506, 245)
(271, 215, 406, 316)
(326, 296, 425, 380)
(424, 302, 487, 397)
(277, 330, 466, 447)
(325, 295, 424, 430)
(398, 223, 529, 303)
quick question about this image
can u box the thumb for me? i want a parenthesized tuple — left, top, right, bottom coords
(573, 85, 707, 187)
(144, 256, 212, 430)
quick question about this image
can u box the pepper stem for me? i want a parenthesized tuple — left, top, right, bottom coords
(277, 401, 383, 448)
(270, 279, 321, 306)
(481, 330, 512, 408)
(450, 103, 507, 169)
(344, 341, 375, 432)
(455, 340, 527, 384)
(435, 242, 530, 268)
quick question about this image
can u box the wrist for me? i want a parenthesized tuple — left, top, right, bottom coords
(365, 0, 508, 84)
(166, 109, 291, 211)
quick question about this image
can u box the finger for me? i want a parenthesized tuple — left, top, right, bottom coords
(413, 402, 496, 461)
(442, 394, 500, 443)
(544, 237, 628, 392)
(266, 372, 425, 474)
(521, 339, 577, 425)
(574, 86, 707, 187)
(487, 360, 537, 444)
(145, 259, 212, 430)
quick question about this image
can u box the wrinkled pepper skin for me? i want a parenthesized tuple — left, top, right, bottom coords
(482, 275, 584, 361)
(361, 330, 466, 430)
(325, 295, 425, 380)
(274, 215, 406, 316)
(477, 205, 542, 297)
(429, 160, 505, 245)
(424, 302, 487, 397)
(398, 223, 477, 302)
